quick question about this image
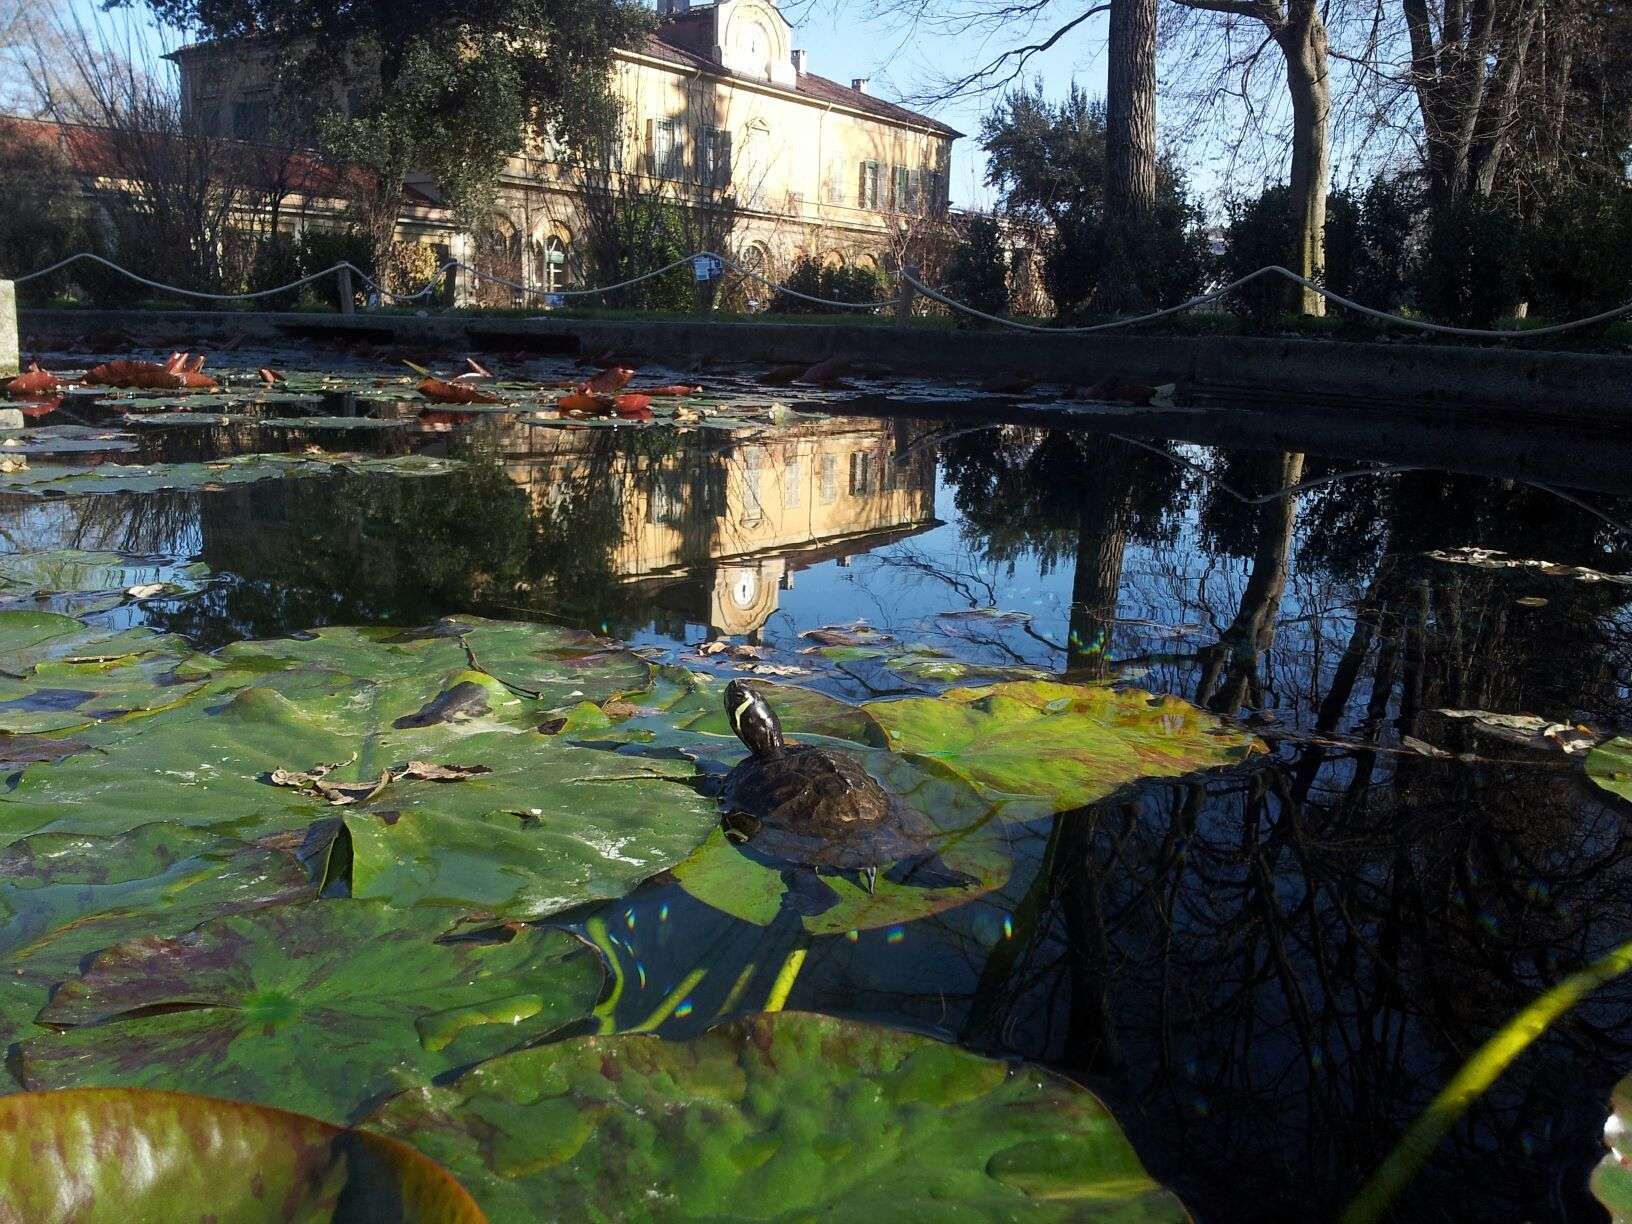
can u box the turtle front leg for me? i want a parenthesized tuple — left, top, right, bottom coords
(862, 866, 878, 895)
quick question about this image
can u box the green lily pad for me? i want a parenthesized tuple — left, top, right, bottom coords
(0, 618, 719, 917)
(1587, 737, 1632, 803)
(1594, 1071, 1632, 1221)
(0, 1087, 486, 1223)
(864, 680, 1261, 811)
(0, 550, 210, 615)
(14, 900, 604, 1123)
(0, 613, 205, 734)
(368, 1011, 1186, 1221)
(0, 825, 314, 1044)
(671, 749, 1010, 936)
(0, 452, 461, 496)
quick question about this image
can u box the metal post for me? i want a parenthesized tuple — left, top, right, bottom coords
(894, 264, 918, 326)
(337, 265, 355, 315)
(443, 262, 460, 309)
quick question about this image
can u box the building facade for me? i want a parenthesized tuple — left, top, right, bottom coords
(171, 0, 960, 302)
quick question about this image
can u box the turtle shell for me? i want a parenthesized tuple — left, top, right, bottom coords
(719, 745, 941, 870)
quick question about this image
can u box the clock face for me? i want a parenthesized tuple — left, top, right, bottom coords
(738, 20, 770, 75)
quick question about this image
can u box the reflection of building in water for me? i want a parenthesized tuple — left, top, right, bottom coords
(504, 418, 937, 636)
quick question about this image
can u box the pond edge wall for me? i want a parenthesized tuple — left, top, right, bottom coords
(19, 307, 1632, 418)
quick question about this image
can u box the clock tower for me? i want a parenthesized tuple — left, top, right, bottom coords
(660, 0, 799, 88)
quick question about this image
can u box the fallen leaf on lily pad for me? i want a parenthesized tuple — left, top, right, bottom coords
(367, 1011, 1186, 1222)
(0, 1087, 487, 1224)
(15, 900, 604, 1123)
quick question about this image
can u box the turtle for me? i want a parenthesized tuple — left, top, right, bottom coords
(718, 679, 977, 916)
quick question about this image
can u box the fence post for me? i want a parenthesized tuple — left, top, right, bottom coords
(0, 280, 16, 377)
(443, 262, 460, 308)
(895, 265, 918, 326)
(336, 266, 355, 315)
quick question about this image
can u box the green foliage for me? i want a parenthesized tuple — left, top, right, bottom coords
(982, 85, 1209, 318)
(1220, 184, 1303, 319)
(944, 216, 1011, 317)
(248, 229, 376, 310)
(771, 255, 887, 314)
(371, 1012, 1189, 1221)
(1415, 193, 1528, 327)
(1525, 180, 1632, 320)
(0, 124, 95, 305)
(1323, 175, 1424, 312)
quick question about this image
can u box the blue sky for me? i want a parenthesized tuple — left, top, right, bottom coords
(67, 0, 1116, 210)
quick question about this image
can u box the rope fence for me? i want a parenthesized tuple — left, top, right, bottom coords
(14, 248, 1632, 339)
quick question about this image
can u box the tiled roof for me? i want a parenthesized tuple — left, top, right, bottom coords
(0, 115, 448, 210)
(640, 29, 962, 137)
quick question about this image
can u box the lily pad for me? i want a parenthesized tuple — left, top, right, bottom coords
(1588, 738, 1632, 803)
(1594, 1071, 1632, 1221)
(0, 1087, 486, 1223)
(14, 900, 604, 1123)
(0, 825, 313, 1044)
(863, 680, 1261, 812)
(368, 1011, 1185, 1222)
(0, 549, 209, 615)
(0, 452, 461, 496)
(0, 613, 204, 734)
(1, 619, 720, 919)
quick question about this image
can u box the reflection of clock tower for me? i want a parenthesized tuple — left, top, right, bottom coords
(657, 0, 800, 89)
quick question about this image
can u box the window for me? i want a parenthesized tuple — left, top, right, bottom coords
(232, 97, 269, 141)
(818, 454, 838, 505)
(825, 168, 845, 204)
(699, 127, 732, 188)
(921, 168, 945, 211)
(858, 160, 881, 210)
(784, 458, 802, 507)
(848, 452, 876, 496)
(742, 447, 765, 524)
(650, 117, 683, 179)
(892, 166, 912, 212)
(542, 236, 568, 293)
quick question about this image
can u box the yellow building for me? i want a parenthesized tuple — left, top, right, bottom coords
(172, 0, 960, 302)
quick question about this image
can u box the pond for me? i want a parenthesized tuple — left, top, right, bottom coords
(3, 347, 1631, 1222)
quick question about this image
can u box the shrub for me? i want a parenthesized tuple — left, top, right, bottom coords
(1525, 182, 1632, 320)
(1219, 185, 1303, 320)
(772, 256, 888, 315)
(944, 217, 1011, 317)
(0, 125, 97, 305)
(1045, 185, 1211, 319)
(1415, 194, 1527, 327)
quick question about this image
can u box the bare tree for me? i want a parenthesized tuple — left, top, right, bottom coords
(1103, 0, 1158, 308)
(1167, 0, 1333, 313)
(29, 9, 248, 291)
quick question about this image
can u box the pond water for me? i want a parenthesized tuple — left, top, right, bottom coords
(5, 350, 1632, 1221)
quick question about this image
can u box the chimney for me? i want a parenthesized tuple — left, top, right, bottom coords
(791, 49, 806, 74)
(851, 77, 870, 94)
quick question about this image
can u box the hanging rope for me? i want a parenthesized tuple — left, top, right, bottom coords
(901, 266, 1632, 339)
(15, 247, 1632, 337)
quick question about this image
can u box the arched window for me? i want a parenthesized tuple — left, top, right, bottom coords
(543, 235, 569, 294)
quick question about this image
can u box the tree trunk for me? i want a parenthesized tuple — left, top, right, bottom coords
(1277, 15, 1330, 315)
(1103, 0, 1158, 309)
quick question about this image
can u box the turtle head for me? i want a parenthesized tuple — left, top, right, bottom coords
(725, 679, 785, 758)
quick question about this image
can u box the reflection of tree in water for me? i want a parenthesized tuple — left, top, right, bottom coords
(956, 757, 1632, 1222)
(141, 430, 648, 645)
(939, 428, 1190, 676)
(928, 430, 1632, 1220)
